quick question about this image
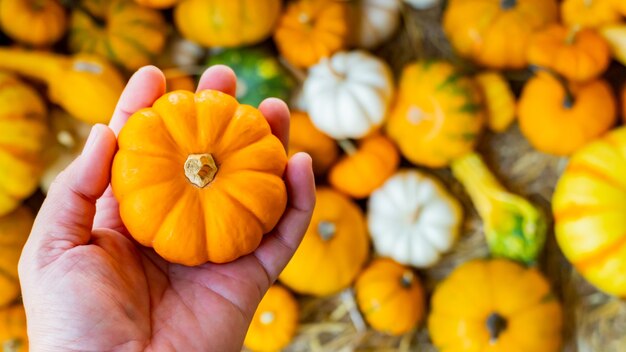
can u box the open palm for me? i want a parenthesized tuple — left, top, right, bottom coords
(18, 66, 315, 352)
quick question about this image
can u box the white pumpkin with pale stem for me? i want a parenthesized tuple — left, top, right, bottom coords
(403, 0, 441, 9)
(303, 50, 394, 139)
(368, 170, 463, 268)
(350, 0, 402, 49)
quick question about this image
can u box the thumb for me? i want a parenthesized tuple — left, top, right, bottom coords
(26, 124, 117, 261)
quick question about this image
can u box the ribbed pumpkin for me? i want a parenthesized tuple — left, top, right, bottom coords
(527, 25, 611, 82)
(274, 0, 349, 68)
(175, 0, 281, 48)
(329, 135, 399, 199)
(0, 0, 66, 47)
(288, 111, 338, 176)
(69, 0, 167, 70)
(562, 0, 622, 28)
(518, 72, 616, 156)
(0, 305, 28, 352)
(553, 127, 626, 296)
(474, 72, 516, 133)
(0, 71, 47, 216)
(206, 47, 296, 107)
(243, 285, 299, 352)
(279, 188, 369, 296)
(0, 207, 33, 307)
(387, 60, 484, 168)
(355, 258, 425, 336)
(111, 90, 288, 266)
(443, 0, 558, 69)
(429, 259, 563, 352)
(349, 0, 401, 49)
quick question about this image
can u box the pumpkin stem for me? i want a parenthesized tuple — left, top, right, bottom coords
(400, 270, 415, 288)
(338, 139, 358, 156)
(259, 311, 275, 325)
(500, 0, 516, 10)
(318, 221, 336, 241)
(486, 313, 508, 342)
(326, 60, 346, 80)
(184, 153, 218, 188)
(565, 25, 581, 46)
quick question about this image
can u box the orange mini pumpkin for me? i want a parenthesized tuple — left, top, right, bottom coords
(274, 0, 349, 68)
(355, 258, 425, 336)
(0, 207, 33, 307)
(518, 72, 616, 156)
(111, 90, 288, 266)
(0, 304, 28, 352)
(562, 0, 622, 28)
(288, 111, 338, 176)
(0, 0, 67, 47)
(329, 135, 399, 199)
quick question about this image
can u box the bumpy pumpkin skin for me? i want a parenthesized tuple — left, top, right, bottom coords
(474, 72, 516, 133)
(175, 0, 281, 48)
(70, 0, 167, 71)
(387, 60, 484, 168)
(288, 111, 338, 176)
(0, 207, 33, 307)
(553, 127, 626, 296)
(0, 305, 28, 352)
(279, 188, 369, 296)
(274, 0, 349, 68)
(355, 258, 425, 336)
(112, 90, 288, 266)
(443, 0, 558, 69)
(518, 72, 616, 156)
(0, 0, 66, 47)
(0, 71, 47, 216)
(562, 0, 622, 28)
(244, 285, 299, 352)
(429, 259, 563, 352)
(329, 135, 399, 199)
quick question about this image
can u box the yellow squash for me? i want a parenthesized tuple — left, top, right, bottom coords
(0, 0, 66, 47)
(474, 72, 516, 133)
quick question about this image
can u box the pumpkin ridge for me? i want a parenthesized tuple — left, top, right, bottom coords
(565, 162, 626, 193)
(217, 183, 265, 230)
(553, 204, 619, 222)
(573, 232, 626, 272)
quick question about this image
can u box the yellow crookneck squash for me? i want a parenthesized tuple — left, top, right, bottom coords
(0, 304, 28, 352)
(70, 0, 167, 71)
(443, 0, 558, 69)
(279, 188, 369, 296)
(474, 72, 516, 133)
(112, 90, 287, 266)
(0, 0, 67, 47)
(243, 285, 299, 352)
(387, 60, 484, 168)
(0, 207, 33, 307)
(175, 0, 281, 48)
(429, 259, 563, 352)
(562, 0, 622, 29)
(288, 111, 338, 176)
(0, 72, 47, 216)
(553, 127, 626, 296)
(355, 258, 425, 336)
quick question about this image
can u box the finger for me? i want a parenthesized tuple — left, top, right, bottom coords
(253, 153, 316, 284)
(259, 98, 290, 150)
(196, 65, 237, 96)
(109, 66, 166, 136)
(26, 125, 117, 261)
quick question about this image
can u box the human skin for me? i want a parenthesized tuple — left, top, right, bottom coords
(18, 65, 316, 352)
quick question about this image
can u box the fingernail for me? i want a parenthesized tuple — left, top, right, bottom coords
(82, 124, 102, 155)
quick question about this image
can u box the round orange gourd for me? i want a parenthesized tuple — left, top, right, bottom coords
(111, 90, 288, 266)
(0, 71, 47, 216)
(243, 285, 299, 352)
(518, 72, 616, 156)
(553, 127, 626, 296)
(288, 111, 338, 176)
(274, 0, 349, 68)
(0, 0, 66, 47)
(443, 0, 558, 69)
(279, 188, 369, 296)
(70, 0, 167, 71)
(429, 259, 563, 352)
(387, 60, 484, 168)
(527, 25, 611, 82)
(175, 0, 281, 48)
(329, 135, 399, 199)
(0, 305, 28, 352)
(0, 207, 33, 307)
(562, 0, 622, 28)
(355, 258, 425, 336)
(474, 72, 516, 133)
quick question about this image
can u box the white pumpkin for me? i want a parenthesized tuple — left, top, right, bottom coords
(351, 0, 402, 49)
(368, 170, 463, 268)
(403, 0, 441, 10)
(303, 50, 394, 140)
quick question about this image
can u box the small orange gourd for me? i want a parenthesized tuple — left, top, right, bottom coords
(0, 304, 28, 352)
(274, 0, 350, 68)
(355, 258, 425, 336)
(112, 90, 288, 266)
(329, 135, 399, 199)
(288, 111, 338, 176)
(0, 0, 66, 47)
(474, 72, 516, 133)
(279, 188, 369, 296)
(0, 207, 33, 307)
(562, 0, 622, 28)
(518, 72, 616, 156)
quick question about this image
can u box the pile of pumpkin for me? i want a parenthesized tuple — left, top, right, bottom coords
(1, 0, 626, 350)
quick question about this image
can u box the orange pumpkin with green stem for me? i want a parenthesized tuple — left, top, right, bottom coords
(112, 90, 288, 266)
(288, 111, 338, 176)
(0, 0, 66, 47)
(0, 207, 33, 307)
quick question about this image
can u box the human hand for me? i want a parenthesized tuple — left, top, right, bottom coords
(18, 66, 316, 352)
